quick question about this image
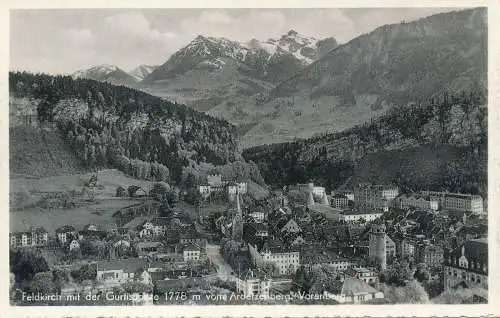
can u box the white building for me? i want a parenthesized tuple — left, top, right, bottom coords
(96, 259, 148, 283)
(398, 194, 439, 211)
(69, 240, 80, 251)
(312, 186, 326, 199)
(340, 210, 383, 222)
(10, 226, 49, 248)
(248, 239, 300, 276)
(55, 225, 77, 244)
(182, 244, 200, 262)
(421, 191, 484, 215)
(323, 278, 384, 304)
(198, 185, 211, 198)
(236, 269, 271, 298)
(331, 194, 349, 209)
(237, 182, 248, 194)
(249, 211, 265, 223)
(344, 267, 379, 284)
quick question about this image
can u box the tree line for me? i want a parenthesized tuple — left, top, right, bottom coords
(9, 71, 239, 184)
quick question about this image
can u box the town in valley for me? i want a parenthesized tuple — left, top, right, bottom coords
(9, 172, 488, 305)
(9, 7, 488, 306)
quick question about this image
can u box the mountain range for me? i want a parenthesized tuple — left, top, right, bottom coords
(238, 8, 487, 147)
(70, 8, 486, 149)
(72, 64, 138, 87)
(129, 65, 159, 81)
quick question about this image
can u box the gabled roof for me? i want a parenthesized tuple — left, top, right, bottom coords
(183, 244, 200, 252)
(340, 278, 380, 295)
(280, 219, 300, 232)
(261, 239, 299, 253)
(239, 268, 269, 281)
(301, 248, 347, 264)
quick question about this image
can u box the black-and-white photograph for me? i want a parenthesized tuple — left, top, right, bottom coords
(8, 6, 488, 307)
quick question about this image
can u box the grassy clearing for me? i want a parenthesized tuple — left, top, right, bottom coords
(10, 169, 156, 233)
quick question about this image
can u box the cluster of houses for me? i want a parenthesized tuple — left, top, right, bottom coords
(10, 218, 207, 264)
(198, 174, 247, 201)
(10, 175, 487, 304)
(212, 179, 488, 303)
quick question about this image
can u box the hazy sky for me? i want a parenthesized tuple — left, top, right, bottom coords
(10, 8, 464, 75)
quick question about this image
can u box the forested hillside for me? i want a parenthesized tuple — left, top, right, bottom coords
(9, 72, 241, 184)
(243, 90, 487, 197)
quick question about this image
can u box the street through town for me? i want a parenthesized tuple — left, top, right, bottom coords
(206, 244, 234, 281)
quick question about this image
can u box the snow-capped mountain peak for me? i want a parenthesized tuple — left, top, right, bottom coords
(72, 64, 121, 79)
(143, 31, 337, 84)
(71, 64, 138, 86)
(129, 65, 158, 81)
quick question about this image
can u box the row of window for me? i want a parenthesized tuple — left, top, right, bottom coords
(185, 251, 199, 256)
(448, 269, 483, 284)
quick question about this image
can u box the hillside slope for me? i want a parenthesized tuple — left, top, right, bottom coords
(9, 72, 239, 183)
(240, 8, 487, 147)
(243, 91, 487, 197)
(10, 125, 87, 178)
(9, 97, 87, 177)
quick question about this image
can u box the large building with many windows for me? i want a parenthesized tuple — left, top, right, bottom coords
(421, 191, 484, 215)
(444, 239, 488, 293)
(248, 239, 300, 276)
(354, 184, 399, 210)
(416, 243, 444, 268)
(331, 193, 350, 209)
(398, 193, 439, 211)
(10, 226, 49, 248)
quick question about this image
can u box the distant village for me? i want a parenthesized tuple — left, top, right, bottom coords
(10, 173, 488, 305)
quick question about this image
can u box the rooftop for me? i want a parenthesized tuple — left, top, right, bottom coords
(96, 259, 147, 272)
(308, 204, 342, 218)
(356, 183, 398, 190)
(239, 268, 269, 281)
(183, 244, 201, 252)
(55, 225, 76, 233)
(248, 222, 268, 232)
(301, 249, 347, 264)
(136, 241, 162, 249)
(339, 278, 380, 295)
(341, 209, 383, 216)
(261, 239, 299, 253)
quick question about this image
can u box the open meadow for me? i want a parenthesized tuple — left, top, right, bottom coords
(10, 169, 155, 233)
